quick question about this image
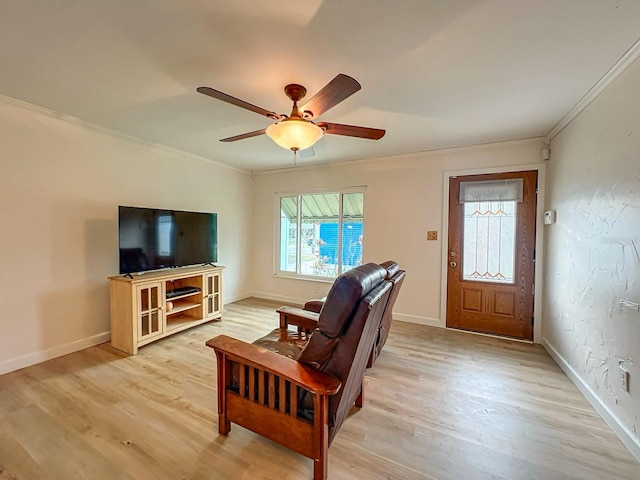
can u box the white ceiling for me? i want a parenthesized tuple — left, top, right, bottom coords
(2, 1, 640, 172)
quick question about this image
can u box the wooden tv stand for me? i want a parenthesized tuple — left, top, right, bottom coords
(109, 265, 223, 354)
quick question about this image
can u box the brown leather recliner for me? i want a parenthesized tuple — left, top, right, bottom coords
(278, 260, 406, 367)
(368, 261, 406, 366)
(206, 263, 392, 480)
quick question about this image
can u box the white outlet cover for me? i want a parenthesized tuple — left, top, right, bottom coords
(619, 365, 630, 392)
(544, 210, 556, 225)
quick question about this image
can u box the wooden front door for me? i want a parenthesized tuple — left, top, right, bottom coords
(446, 170, 537, 340)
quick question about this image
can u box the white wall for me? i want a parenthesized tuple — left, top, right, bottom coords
(0, 98, 253, 374)
(543, 56, 640, 457)
(252, 139, 545, 326)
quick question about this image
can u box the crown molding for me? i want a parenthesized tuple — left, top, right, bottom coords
(0, 94, 249, 175)
(546, 37, 640, 142)
(253, 136, 546, 176)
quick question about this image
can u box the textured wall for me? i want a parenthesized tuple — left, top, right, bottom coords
(544, 56, 640, 450)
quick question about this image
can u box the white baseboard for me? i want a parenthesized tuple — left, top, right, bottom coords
(250, 293, 443, 327)
(393, 312, 443, 328)
(250, 291, 307, 306)
(223, 291, 253, 304)
(0, 294, 252, 377)
(542, 337, 640, 463)
(0, 331, 111, 376)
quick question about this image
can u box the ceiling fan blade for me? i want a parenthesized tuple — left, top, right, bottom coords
(318, 122, 385, 140)
(220, 129, 266, 142)
(299, 74, 361, 119)
(197, 87, 283, 120)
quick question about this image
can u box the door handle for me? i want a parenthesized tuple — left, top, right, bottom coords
(450, 261, 457, 268)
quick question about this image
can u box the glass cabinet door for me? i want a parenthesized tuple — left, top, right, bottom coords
(137, 283, 163, 340)
(204, 273, 221, 318)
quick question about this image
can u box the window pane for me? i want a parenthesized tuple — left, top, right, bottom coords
(341, 192, 364, 273)
(462, 201, 516, 283)
(300, 193, 339, 277)
(280, 197, 297, 272)
(277, 190, 365, 278)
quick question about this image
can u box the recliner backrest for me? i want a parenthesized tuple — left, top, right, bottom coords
(298, 263, 386, 370)
(376, 268, 406, 349)
(380, 260, 400, 279)
(317, 263, 386, 336)
(322, 279, 390, 437)
(366, 261, 406, 365)
(297, 263, 391, 440)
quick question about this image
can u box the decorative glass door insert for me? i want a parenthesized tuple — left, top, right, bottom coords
(462, 200, 516, 283)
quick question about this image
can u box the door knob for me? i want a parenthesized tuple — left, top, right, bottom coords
(450, 261, 457, 267)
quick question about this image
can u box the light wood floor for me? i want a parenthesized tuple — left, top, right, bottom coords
(1, 298, 638, 480)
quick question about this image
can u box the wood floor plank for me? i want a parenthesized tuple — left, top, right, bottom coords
(0, 297, 638, 479)
(0, 419, 49, 480)
(3, 404, 136, 480)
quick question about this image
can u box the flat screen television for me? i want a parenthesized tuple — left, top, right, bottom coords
(118, 206, 218, 274)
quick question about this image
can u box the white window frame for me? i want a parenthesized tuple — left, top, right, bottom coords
(274, 186, 366, 281)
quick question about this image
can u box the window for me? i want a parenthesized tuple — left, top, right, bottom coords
(277, 190, 364, 279)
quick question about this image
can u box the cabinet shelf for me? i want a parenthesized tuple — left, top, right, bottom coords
(166, 300, 200, 315)
(166, 314, 201, 330)
(166, 291, 199, 302)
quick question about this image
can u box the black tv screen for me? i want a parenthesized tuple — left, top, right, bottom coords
(118, 206, 218, 274)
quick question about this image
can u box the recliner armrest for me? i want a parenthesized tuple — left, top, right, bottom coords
(206, 334, 341, 396)
(277, 305, 320, 332)
(303, 298, 326, 313)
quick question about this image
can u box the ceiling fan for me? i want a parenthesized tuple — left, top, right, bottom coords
(196, 74, 385, 153)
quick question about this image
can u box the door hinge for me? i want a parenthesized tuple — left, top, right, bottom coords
(531, 315, 534, 326)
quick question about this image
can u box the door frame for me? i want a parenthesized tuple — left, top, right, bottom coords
(440, 163, 546, 343)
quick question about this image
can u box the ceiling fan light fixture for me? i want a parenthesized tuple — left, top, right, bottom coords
(266, 117, 323, 151)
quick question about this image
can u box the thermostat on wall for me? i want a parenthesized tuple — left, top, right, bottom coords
(544, 210, 556, 225)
